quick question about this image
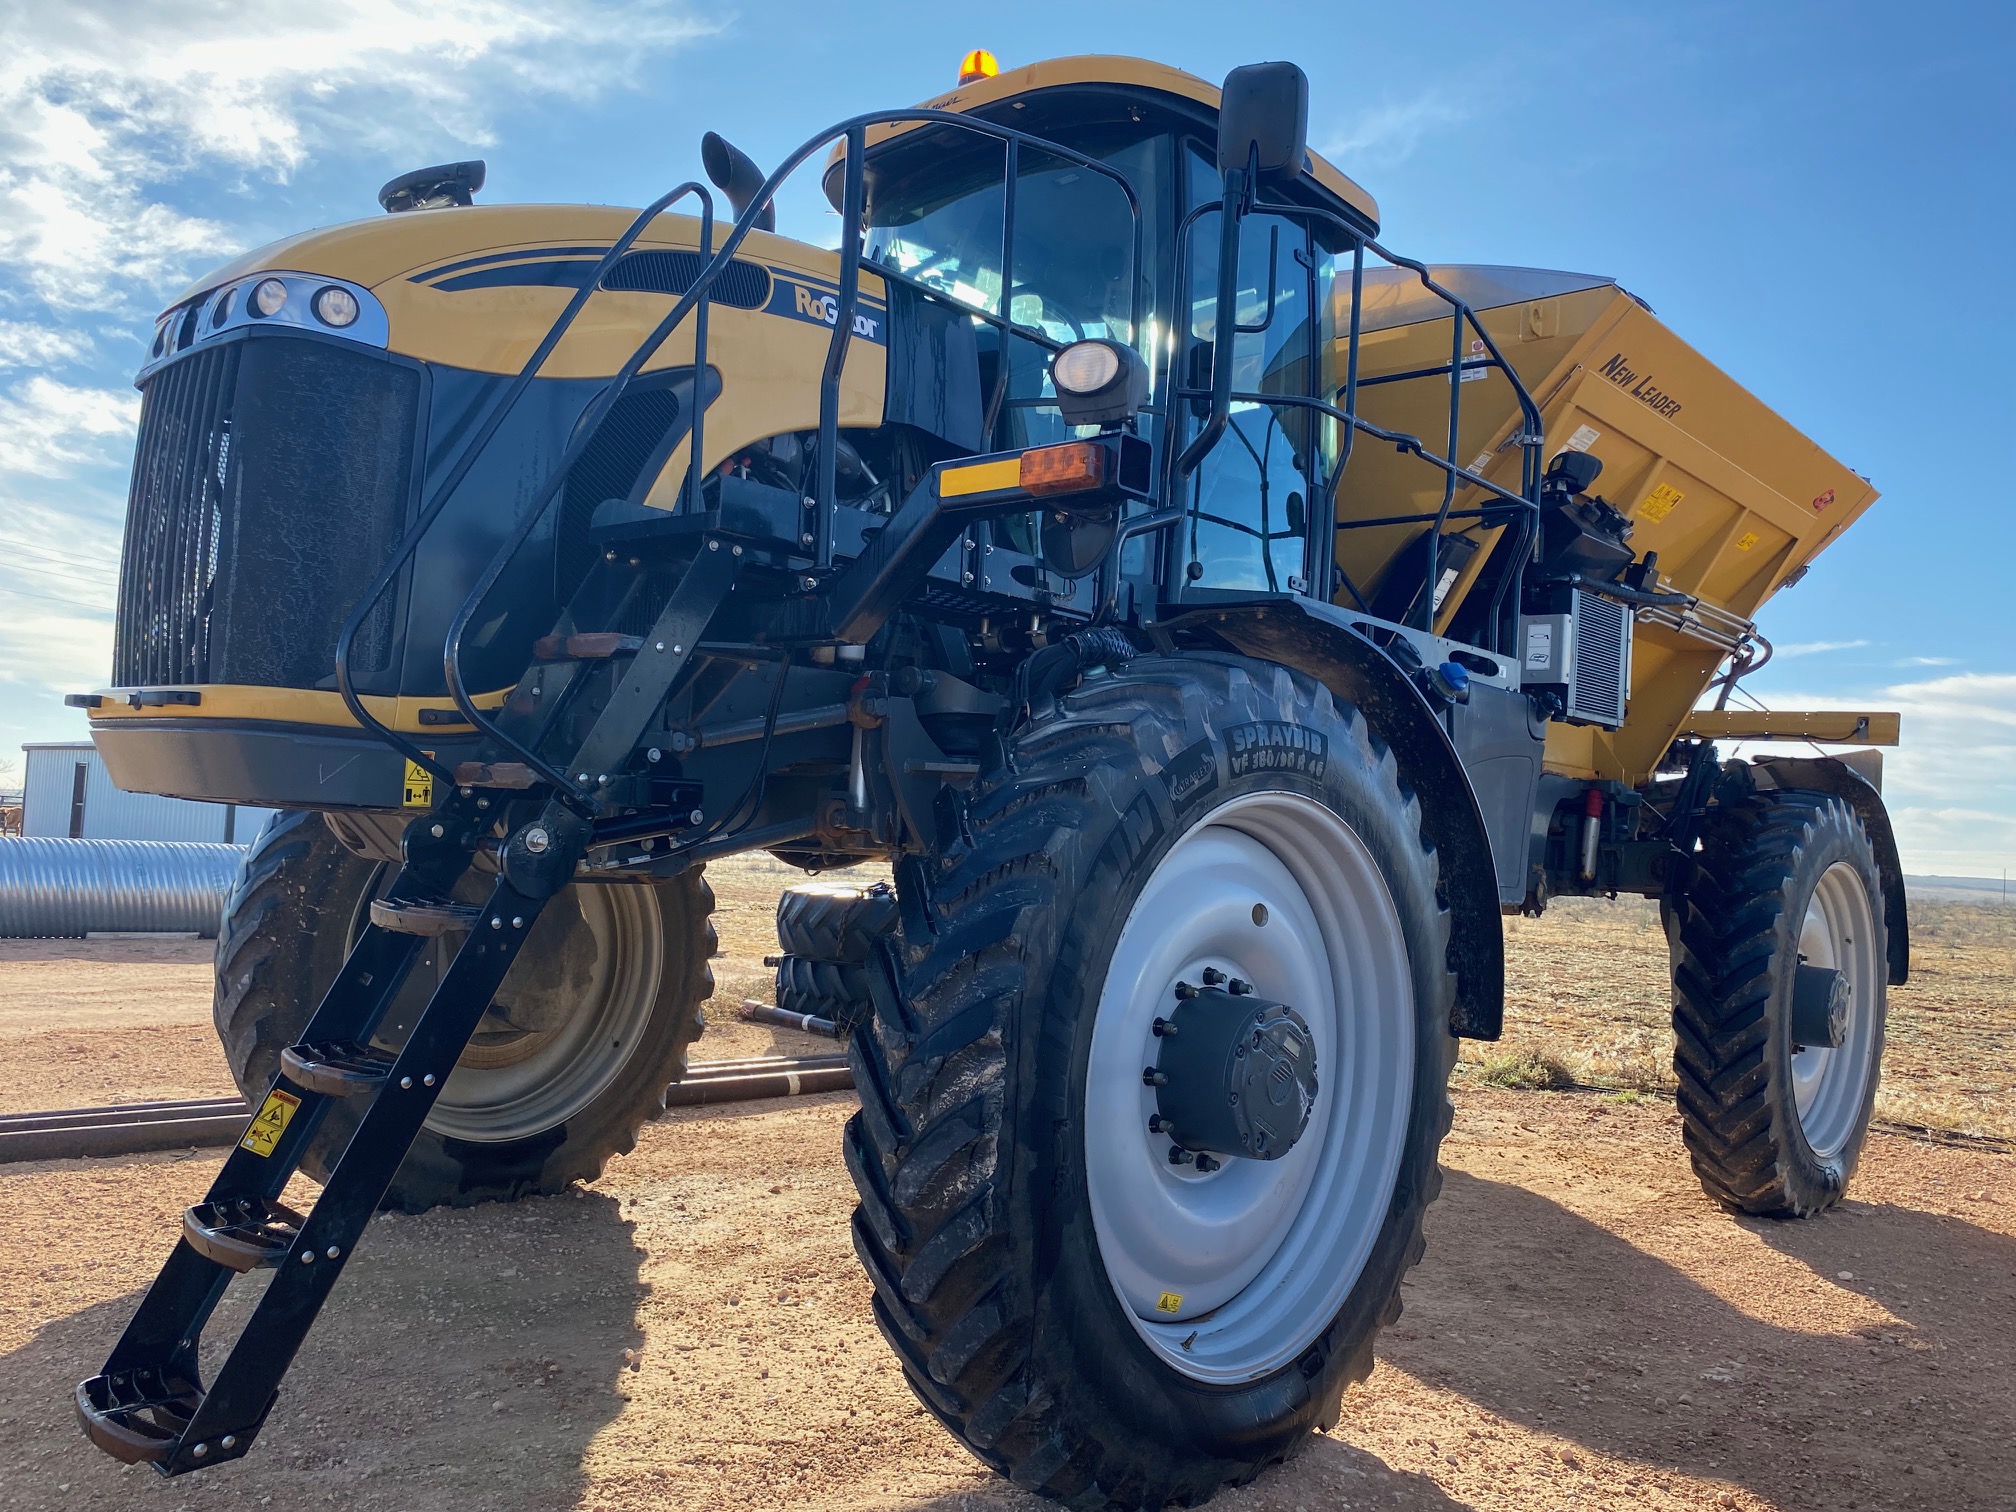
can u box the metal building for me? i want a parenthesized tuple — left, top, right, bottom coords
(19, 743, 275, 843)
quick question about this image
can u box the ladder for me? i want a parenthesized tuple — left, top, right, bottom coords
(76, 540, 738, 1474)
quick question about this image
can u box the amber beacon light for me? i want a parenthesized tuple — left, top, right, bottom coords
(958, 49, 999, 84)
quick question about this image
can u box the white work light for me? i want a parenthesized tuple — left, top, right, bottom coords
(1048, 339, 1149, 428)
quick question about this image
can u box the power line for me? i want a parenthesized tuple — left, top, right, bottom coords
(0, 583, 113, 613)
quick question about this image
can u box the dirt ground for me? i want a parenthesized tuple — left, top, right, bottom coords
(0, 862, 2011, 1511)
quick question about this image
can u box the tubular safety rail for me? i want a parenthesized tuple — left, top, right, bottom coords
(330, 108, 1144, 821)
(1157, 193, 1546, 658)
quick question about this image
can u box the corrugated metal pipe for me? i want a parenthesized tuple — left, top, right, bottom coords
(0, 839, 243, 938)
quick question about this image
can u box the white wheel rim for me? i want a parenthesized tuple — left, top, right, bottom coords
(1789, 861, 1879, 1159)
(1084, 791, 1415, 1384)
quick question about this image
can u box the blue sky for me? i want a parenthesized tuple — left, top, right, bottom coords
(1, 1, 2010, 874)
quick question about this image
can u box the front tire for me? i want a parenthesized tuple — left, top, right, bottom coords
(214, 810, 715, 1213)
(1667, 790, 1888, 1217)
(844, 655, 1456, 1508)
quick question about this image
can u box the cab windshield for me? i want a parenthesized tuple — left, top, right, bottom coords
(862, 126, 1152, 347)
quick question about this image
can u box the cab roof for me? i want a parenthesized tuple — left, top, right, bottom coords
(865, 54, 1382, 233)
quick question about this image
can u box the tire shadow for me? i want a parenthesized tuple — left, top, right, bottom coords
(1380, 1168, 2016, 1510)
(0, 1179, 646, 1512)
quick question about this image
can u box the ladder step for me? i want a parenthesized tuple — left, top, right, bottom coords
(281, 1039, 395, 1097)
(182, 1196, 307, 1273)
(532, 631, 643, 660)
(368, 898, 481, 936)
(451, 760, 536, 789)
(75, 1368, 200, 1465)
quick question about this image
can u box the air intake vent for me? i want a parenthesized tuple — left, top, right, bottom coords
(555, 381, 686, 599)
(603, 251, 771, 309)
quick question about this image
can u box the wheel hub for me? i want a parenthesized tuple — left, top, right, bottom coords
(1791, 962, 1849, 1050)
(1151, 979, 1318, 1163)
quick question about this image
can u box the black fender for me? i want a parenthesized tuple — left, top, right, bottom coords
(1155, 599, 1505, 1040)
(1749, 755, 1911, 985)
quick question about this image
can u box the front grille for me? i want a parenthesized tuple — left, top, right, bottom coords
(113, 337, 420, 691)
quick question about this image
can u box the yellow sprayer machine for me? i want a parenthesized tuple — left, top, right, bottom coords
(68, 54, 1902, 1508)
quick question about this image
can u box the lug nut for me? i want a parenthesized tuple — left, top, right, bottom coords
(1173, 981, 1198, 1000)
(1201, 967, 1226, 986)
(1142, 1067, 1167, 1087)
(1147, 1115, 1169, 1134)
(1229, 978, 1254, 996)
(1196, 1154, 1222, 1173)
(1167, 1144, 1192, 1165)
(1151, 1017, 1177, 1037)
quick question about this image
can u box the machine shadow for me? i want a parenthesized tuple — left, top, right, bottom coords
(0, 1183, 647, 1511)
(1377, 1168, 2016, 1510)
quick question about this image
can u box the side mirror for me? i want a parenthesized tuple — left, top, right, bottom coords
(1217, 62, 1309, 189)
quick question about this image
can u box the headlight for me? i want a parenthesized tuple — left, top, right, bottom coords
(210, 287, 235, 326)
(1052, 340, 1122, 396)
(312, 286, 359, 328)
(250, 278, 289, 318)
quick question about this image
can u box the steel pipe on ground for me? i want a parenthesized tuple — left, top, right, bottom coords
(0, 838, 243, 938)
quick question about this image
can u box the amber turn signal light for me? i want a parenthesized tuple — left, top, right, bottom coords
(1019, 441, 1106, 497)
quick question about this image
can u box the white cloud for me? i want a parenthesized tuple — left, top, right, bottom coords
(1895, 655, 1959, 667)
(0, 377, 139, 478)
(0, 1, 717, 311)
(1734, 671, 2016, 875)
(1773, 638, 1870, 658)
(1320, 90, 1472, 170)
(0, 321, 89, 367)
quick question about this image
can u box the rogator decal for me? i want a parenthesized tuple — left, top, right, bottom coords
(1226, 722, 1328, 781)
(769, 276, 885, 343)
(1597, 352, 1683, 419)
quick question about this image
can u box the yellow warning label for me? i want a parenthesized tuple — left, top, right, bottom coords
(1156, 1292, 1184, 1315)
(240, 1089, 302, 1157)
(1638, 483, 1685, 522)
(1733, 531, 1760, 552)
(402, 758, 434, 809)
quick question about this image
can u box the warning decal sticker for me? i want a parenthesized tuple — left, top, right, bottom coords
(1638, 483, 1685, 522)
(241, 1089, 302, 1157)
(402, 758, 433, 809)
(1156, 1292, 1184, 1315)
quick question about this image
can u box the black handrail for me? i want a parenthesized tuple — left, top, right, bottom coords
(1149, 190, 1547, 656)
(331, 181, 717, 785)
(432, 108, 1144, 812)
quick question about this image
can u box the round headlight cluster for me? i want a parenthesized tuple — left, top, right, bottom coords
(250, 278, 289, 318)
(312, 285, 360, 327)
(1052, 340, 1122, 396)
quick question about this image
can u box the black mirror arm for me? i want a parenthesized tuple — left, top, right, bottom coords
(1175, 158, 1252, 482)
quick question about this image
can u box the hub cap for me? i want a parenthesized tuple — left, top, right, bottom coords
(1789, 860, 1880, 1159)
(1085, 792, 1414, 1384)
(355, 877, 666, 1144)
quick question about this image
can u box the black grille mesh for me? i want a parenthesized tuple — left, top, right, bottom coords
(604, 250, 771, 308)
(114, 338, 420, 691)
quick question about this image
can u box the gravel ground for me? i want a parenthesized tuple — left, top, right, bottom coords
(0, 862, 2010, 1510)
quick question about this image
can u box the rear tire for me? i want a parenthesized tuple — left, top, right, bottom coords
(214, 810, 715, 1213)
(1666, 790, 1887, 1217)
(843, 655, 1456, 1509)
(775, 879, 898, 962)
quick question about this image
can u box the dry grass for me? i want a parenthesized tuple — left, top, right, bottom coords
(1463, 891, 2016, 1143)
